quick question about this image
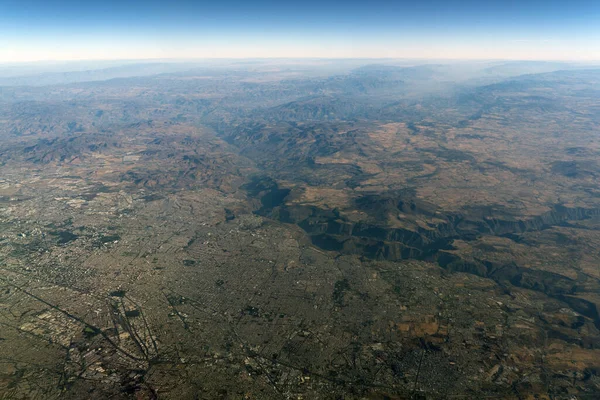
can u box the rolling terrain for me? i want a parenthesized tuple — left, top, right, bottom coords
(1, 60, 599, 399)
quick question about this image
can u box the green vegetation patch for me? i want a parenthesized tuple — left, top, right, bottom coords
(50, 230, 79, 245)
(333, 278, 350, 307)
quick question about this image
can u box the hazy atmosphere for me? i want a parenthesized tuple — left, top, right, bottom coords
(1, 0, 600, 61)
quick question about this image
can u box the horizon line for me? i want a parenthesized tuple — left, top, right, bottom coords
(2, 56, 600, 65)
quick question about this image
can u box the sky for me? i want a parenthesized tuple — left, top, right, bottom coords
(1, 0, 599, 62)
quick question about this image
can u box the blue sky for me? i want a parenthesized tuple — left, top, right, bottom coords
(1, 0, 599, 61)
